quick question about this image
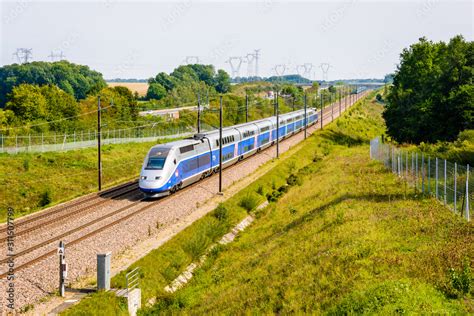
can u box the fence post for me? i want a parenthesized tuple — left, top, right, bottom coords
(415, 152, 418, 192)
(406, 151, 408, 179)
(15, 135, 18, 154)
(28, 134, 31, 152)
(466, 164, 470, 221)
(454, 163, 457, 213)
(427, 157, 431, 194)
(397, 154, 400, 177)
(421, 153, 425, 194)
(435, 157, 439, 199)
(444, 159, 447, 206)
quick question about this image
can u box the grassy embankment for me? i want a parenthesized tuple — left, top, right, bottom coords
(0, 140, 169, 222)
(62, 94, 473, 315)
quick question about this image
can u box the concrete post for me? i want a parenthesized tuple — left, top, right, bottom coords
(97, 252, 111, 290)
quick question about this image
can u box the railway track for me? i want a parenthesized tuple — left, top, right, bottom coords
(0, 92, 366, 279)
(0, 181, 139, 242)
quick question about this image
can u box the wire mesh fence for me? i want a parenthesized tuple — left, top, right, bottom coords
(370, 137, 471, 221)
(0, 125, 198, 154)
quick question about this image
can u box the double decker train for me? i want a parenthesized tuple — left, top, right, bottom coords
(139, 108, 318, 198)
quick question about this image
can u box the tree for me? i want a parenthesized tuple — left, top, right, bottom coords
(0, 60, 106, 107)
(384, 36, 473, 143)
(146, 83, 167, 100)
(5, 84, 48, 121)
(215, 69, 231, 93)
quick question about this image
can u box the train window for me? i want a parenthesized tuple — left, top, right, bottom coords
(179, 144, 194, 154)
(146, 157, 166, 170)
(242, 130, 255, 138)
(198, 154, 210, 167)
(260, 126, 269, 132)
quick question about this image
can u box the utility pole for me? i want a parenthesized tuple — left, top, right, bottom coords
(276, 91, 280, 158)
(331, 93, 334, 121)
(245, 94, 249, 123)
(344, 86, 347, 111)
(292, 97, 295, 111)
(97, 96, 102, 191)
(320, 94, 323, 130)
(304, 94, 307, 139)
(197, 93, 201, 133)
(338, 90, 341, 116)
(218, 96, 223, 194)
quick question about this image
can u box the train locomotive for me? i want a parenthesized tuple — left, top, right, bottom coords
(139, 108, 318, 198)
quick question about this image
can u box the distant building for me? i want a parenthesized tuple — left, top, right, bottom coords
(139, 106, 197, 120)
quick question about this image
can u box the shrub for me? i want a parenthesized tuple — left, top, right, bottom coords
(38, 189, 52, 207)
(286, 174, 302, 186)
(182, 232, 210, 260)
(256, 185, 264, 196)
(212, 204, 228, 222)
(444, 259, 472, 298)
(239, 194, 259, 212)
(23, 159, 30, 171)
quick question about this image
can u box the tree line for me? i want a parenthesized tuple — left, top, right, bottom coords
(384, 35, 473, 144)
(146, 64, 231, 103)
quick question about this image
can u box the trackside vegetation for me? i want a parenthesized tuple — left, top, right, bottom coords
(62, 93, 473, 315)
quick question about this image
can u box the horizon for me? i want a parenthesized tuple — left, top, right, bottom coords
(1, 0, 473, 80)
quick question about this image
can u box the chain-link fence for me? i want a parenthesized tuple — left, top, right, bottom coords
(370, 137, 471, 221)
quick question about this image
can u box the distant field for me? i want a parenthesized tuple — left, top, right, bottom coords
(107, 82, 149, 96)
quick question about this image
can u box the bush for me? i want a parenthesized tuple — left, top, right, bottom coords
(23, 159, 29, 171)
(444, 259, 472, 298)
(286, 174, 302, 186)
(182, 232, 210, 260)
(212, 204, 228, 222)
(239, 194, 259, 212)
(38, 189, 52, 207)
(256, 185, 264, 196)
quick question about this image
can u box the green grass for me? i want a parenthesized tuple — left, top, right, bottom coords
(0, 138, 180, 222)
(62, 291, 128, 316)
(62, 94, 473, 315)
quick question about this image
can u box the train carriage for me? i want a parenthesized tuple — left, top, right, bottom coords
(139, 108, 318, 198)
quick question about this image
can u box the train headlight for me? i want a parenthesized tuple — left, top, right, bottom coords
(155, 176, 161, 180)
(140, 176, 147, 180)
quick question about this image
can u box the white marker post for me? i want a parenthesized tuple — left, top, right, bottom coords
(58, 241, 66, 297)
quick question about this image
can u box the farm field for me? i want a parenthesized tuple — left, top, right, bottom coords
(107, 82, 149, 96)
(62, 95, 473, 314)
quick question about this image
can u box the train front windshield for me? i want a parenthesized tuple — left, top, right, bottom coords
(145, 147, 170, 170)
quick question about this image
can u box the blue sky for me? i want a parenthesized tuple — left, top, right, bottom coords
(1, 0, 472, 80)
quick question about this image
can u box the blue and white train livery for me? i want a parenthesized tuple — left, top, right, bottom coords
(139, 108, 318, 198)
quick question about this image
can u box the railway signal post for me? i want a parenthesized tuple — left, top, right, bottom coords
(98, 96, 102, 192)
(218, 96, 223, 194)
